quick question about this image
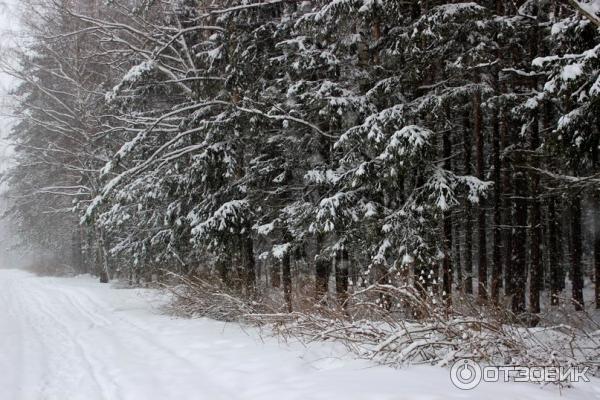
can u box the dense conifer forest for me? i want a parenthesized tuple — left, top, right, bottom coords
(3, 0, 600, 318)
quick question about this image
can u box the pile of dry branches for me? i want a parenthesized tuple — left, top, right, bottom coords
(166, 273, 600, 380)
(264, 285, 600, 374)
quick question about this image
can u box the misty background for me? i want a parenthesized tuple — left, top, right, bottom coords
(0, 0, 21, 269)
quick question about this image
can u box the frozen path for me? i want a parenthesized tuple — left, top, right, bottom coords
(0, 269, 598, 400)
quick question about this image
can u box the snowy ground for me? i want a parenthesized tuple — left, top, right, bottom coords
(0, 269, 599, 400)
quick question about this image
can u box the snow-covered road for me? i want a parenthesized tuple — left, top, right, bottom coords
(0, 269, 598, 400)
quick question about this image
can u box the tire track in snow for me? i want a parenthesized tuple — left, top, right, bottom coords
(19, 281, 117, 400)
(1, 276, 42, 399)
(16, 276, 240, 400)
(67, 287, 242, 400)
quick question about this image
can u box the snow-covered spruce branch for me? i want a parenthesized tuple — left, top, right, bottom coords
(86, 99, 340, 219)
(569, 0, 600, 27)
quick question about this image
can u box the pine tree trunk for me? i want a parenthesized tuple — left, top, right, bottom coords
(442, 216, 452, 306)
(282, 252, 292, 312)
(453, 222, 462, 291)
(335, 248, 349, 307)
(271, 262, 281, 288)
(529, 114, 542, 314)
(315, 257, 330, 300)
(592, 126, 600, 309)
(491, 96, 502, 304)
(571, 196, 584, 311)
(474, 89, 487, 301)
(84, 228, 93, 275)
(512, 165, 528, 314)
(529, 17, 542, 314)
(371, 19, 381, 64)
(501, 105, 514, 297)
(71, 227, 84, 274)
(549, 197, 561, 306)
(218, 255, 231, 287)
(495, 0, 504, 15)
(463, 111, 473, 295)
(98, 228, 109, 283)
(315, 233, 330, 300)
(594, 233, 600, 309)
(242, 236, 256, 294)
(442, 128, 452, 306)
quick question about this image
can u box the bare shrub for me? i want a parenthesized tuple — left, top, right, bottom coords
(163, 272, 275, 321)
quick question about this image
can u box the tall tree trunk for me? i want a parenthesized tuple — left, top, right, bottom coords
(315, 257, 331, 300)
(371, 18, 381, 65)
(98, 228, 110, 283)
(542, 97, 561, 306)
(548, 197, 561, 305)
(512, 163, 528, 314)
(463, 111, 473, 295)
(315, 234, 331, 300)
(594, 232, 600, 309)
(495, 0, 504, 15)
(242, 236, 256, 294)
(501, 104, 514, 297)
(474, 89, 487, 301)
(71, 227, 84, 274)
(84, 227, 93, 275)
(442, 215, 452, 306)
(335, 247, 349, 307)
(442, 128, 452, 306)
(529, 113, 542, 314)
(491, 94, 502, 304)
(453, 220, 462, 291)
(528, 15, 543, 314)
(282, 251, 292, 312)
(271, 262, 281, 288)
(571, 196, 584, 311)
(592, 126, 600, 309)
(218, 253, 231, 287)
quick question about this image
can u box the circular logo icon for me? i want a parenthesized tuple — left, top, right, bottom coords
(450, 359, 482, 390)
